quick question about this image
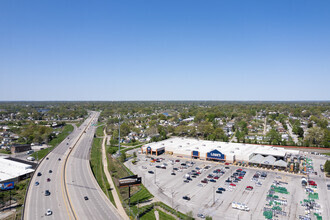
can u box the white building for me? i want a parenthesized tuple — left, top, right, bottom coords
(141, 137, 300, 163)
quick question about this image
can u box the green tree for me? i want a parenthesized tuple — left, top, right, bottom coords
(324, 160, 330, 173)
(120, 152, 127, 162)
(305, 127, 324, 146)
(266, 129, 281, 145)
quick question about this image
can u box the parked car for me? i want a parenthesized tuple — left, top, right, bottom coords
(209, 179, 216, 183)
(182, 196, 190, 200)
(35, 181, 39, 186)
(246, 186, 253, 190)
(171, 172, 176, 175)
(184, 180, 189, 183)
(197, 213, 205, 218)
(84, 196, 89, 200)
(216, 190, 222, 194)
(37, 172, 42, 176)
(148, 171, 154, 174)
(218, 187, 226, 191)
(47, 178, 51, 182)
(230, 183, 236, 187)
(49, 170, 52, 173)
(201, 180, 208, 184)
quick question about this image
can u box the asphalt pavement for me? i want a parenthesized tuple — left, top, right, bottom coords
(24, 112, 122, 220)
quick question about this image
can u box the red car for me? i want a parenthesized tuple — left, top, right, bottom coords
(246, 186, 253, 190)
(201, 180, 208, 183)
(310, 182, 317, 186)
(238, 176, 243, 179)
(214, 176, 219, 179)
(230, 183, 236, 187)
(225, 163, 230, 165)
(175, 159, 180, 162)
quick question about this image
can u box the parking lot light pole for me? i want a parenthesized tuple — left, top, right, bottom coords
(213, 186, 215, 204)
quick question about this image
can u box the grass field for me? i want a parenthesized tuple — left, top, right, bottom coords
(96, 125, 105, 137)
(322, 152, 330, 156)
(0, 149, 11, 154)
(90, 138, 116, 207)
(31, 124, 73, 160)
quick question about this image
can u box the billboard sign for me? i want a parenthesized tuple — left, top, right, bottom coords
(0, 181, 14, 191)
(147, 146, 151, 153)
(207, 149, 225, 160)
(119, 175, 142, 188)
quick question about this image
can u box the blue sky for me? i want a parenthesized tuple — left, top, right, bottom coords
(1, 0, 329, 101)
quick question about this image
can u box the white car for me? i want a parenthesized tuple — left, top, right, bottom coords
(45, 209, 52, 216)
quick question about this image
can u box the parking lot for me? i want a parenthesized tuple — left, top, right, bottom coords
(125, 152, 330, 220)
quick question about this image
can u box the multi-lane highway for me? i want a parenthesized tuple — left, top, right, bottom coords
(24, 111, 122, 220)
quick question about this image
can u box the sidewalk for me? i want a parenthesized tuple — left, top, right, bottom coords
(102, 129, 129, 220)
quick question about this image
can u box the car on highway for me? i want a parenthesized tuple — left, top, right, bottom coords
(37, 172, 42, 176)
(84, 196, 89, 200)
(45, 209, 53, 216)
(148, 171, 154, 174)
(182, 196, 190, 200)
(35, 181, 39, 186)
(45, 190, 50, 196)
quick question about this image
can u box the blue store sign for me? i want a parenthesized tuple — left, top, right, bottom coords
(147, 146, 151, 152)
(192, 151, 199, 157)
(207, 149, 225, 160)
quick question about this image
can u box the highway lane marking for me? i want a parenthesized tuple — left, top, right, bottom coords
(61, 113, 97, 220)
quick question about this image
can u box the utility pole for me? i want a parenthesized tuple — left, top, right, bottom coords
(118, 115, 121, 155)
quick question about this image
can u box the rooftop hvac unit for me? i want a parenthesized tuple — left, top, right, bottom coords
(236, 148, 239, 150)
(162, 143, 164, 145)
(217, 146, 221, 148)
(170, 141, 173, 143)
(230, 151, 234, 153)
(202, 144, 206, 146)
(179, 145, 182, 148)
(195, 147, 199, 149)
(187, 142, 190, 145)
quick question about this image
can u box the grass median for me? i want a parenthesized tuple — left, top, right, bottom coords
(90, 138, 116, 207)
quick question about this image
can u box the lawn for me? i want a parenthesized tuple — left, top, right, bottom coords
(31, 124, 73, 160)
(157, 209, 176, 220)
(322, 152, 330, 156)
(96, 125, 105, 137)
(90, 138, 116, 207)
(0, 149, 11, 154)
